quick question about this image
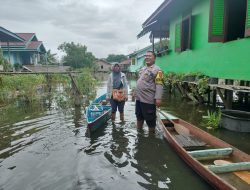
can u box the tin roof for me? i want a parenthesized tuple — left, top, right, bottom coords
(0, 26, 25, 42)
(16, 33, 35, 41)
(0, 27, 46, 52)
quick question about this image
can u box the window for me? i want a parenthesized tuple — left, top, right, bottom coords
(209, 0, 249, 42)
(101, 65, 103, 69)
(175, 16, 192, 52)
(175, 23, 181, 52)
(182, 17, 191, 51)
(246, 0, 250, 36)
(131, 58, 136, 65)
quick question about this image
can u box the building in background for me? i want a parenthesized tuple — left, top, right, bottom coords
(95, 59, 111, 72)
(128, 45, 152, 74)
(120, 59, 131, 73)
(0, 26, 46, 66)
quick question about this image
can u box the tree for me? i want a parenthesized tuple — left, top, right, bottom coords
(47, 50, 58, 65)
(106, 54, 127, 63)
(58, 42, 95, 68)
(39, 50, 58, 65)
(0, 49, 12, 71)
(0, 49, 5, 66)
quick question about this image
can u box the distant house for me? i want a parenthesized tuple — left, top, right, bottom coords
(0, 26, 46, 66)
(120, 59, 131, 72)
(128, 45, 152, 73)
(95, 59, 111, 72)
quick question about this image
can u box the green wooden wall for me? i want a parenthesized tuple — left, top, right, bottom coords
(156, 0, 250, 81)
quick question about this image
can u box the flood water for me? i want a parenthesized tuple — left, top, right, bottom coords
(0, 74, 250, 190)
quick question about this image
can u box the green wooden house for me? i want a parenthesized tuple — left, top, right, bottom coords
(0, 26, 46, 66)
(138, 0, 250, 81)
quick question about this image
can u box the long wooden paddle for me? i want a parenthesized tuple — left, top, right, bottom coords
(157, 109, 190, 136)
(214, 160, 250, 185)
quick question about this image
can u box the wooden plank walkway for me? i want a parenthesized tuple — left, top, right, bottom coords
(185, 81, 250, 93)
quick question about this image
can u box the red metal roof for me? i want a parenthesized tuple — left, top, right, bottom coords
(15, 33, 35, 42)
(0, 41, 25, 46)
(26, 41, 42, 49)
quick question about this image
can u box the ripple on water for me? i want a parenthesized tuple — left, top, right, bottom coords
(0, 79, 214, 190)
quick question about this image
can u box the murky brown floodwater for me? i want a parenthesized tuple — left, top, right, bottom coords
(0, 75, 249, 190)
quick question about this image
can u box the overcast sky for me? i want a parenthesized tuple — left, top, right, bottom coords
(0, 0, 163, 59)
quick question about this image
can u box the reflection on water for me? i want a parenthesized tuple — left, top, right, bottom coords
(104, 125, 130, 168)
(132, 132, 171, 189)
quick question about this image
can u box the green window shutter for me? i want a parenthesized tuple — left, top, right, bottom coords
(175, 23, 181, 52)
(131, 58, 135, 65)
(209, 0, 225, 42)
(245, 0, 250, 37)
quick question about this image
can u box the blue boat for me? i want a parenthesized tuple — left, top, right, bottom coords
(86, 93, 112, 133)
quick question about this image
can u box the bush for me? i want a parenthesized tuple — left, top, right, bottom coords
(14, 63, 22, 71)
(202, 110, 221, 129)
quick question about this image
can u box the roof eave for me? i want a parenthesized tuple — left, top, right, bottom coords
(0, 27, 25, 42)
(142, 0, 173, 28)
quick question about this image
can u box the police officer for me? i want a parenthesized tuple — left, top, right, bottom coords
(135, 50, 163, 133)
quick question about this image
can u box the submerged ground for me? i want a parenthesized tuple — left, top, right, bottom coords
(0, 76, 249, 190)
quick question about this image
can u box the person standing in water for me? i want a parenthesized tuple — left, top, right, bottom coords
(106, 63, 128, 122)
(135, 51, 164, 133)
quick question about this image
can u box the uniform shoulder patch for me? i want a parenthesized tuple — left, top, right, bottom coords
(155, 70, 164, 85)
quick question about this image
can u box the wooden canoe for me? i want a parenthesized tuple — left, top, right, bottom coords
(86, 94, 112, 133)
(157, 110, 250, 190)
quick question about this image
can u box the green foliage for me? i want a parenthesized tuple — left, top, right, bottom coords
(0, 49, 4, 66)
(58, 42, 95, 68)
(164, 72, 184, 86)
(202, 110, 221, 129)
(54, 93, 71, 110)
(0, 49, 12, 71)
(183, 72, 203, 81)
(50, 74, 70, 84)
(0, 75, 46, 103)
(14, 63, 22, 71)
(164, 72, 175, 80)
(197, 77, 209, 95)
(47, 50, 58, 65)
(184, 72, 203, 78)
(76, 68, 96, 97)
(106, 54, 127, 63)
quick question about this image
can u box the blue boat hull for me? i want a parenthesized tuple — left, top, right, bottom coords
(86, 94, 112, 132)
(88, 110, 112, 132)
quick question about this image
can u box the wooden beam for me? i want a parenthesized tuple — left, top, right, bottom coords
(188, 148, 233, 160)
(69, 73, 82, 106)
(208, 162, 250, 173)
(212, 89, 217, 108)
(216, 88, 230, 109)
(176, 83, 187, 97)
(214, 160, 250, 184)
